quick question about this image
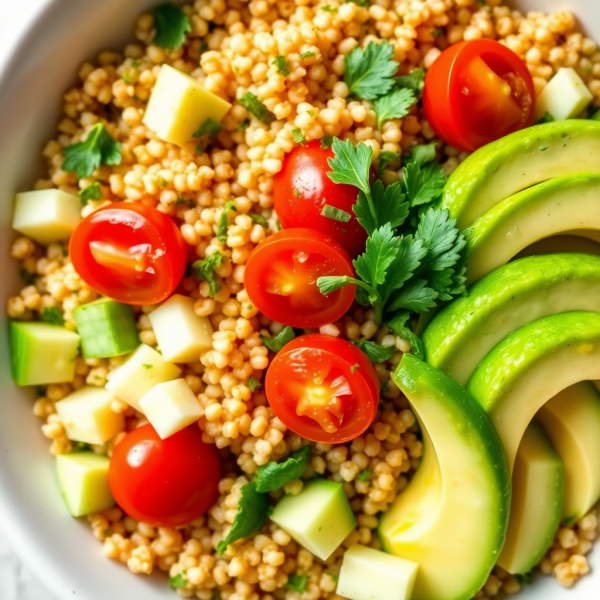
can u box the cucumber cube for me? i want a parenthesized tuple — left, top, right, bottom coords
(138, 378, 203, 439)
(149, 294, 213, 363)
(55, 386, 125, 445)
(105, 344, 181, 412)
(56, 452, 115, 517)
(337, 545, 419, 600)
(12, 189, 81, 245)
(270, 479, 356, 560)
(73, 298, 139, 359)
(10, 321, 80, 386)
(535, 67, 593, 122)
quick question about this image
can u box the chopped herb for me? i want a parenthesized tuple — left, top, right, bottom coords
(477, 0, 486, 5)
(79, 182, 102, 204)
(345, 0, 369, 5)
(385, 312, 424, 360)
(516, 572, 533, 585)
(191, 252, 225, 296)
(142, 364, 154, 369)
(40, 307, 65, 326)
(234, 120, 251, 132)
(131, 59, 141, 68)
(357, 469, 372, 481)
(272, 55, 290, 76)
(308, 110, 315, 117)
(250, 213, 269, 227)
(159, 178, 168, 187)
(122, 72, 134, 84)
(376, 151, 399, 176)
(286, 574, 309, 592)
(352, 339, 396, 362)
(255, 445, 311, 493)
(20, 269, 36, 285)
(394, 68, 425, 96)
(275, 219, 282, 231)
(591, 110, 600, 122)
(71, 442, 90, 452)
(152, 3, 192, 50)
(195, 142, 205, 155)
(320, 135, 334, 149)
(300, 51, 316, 59)
(261, 326, 295, 352)
(292, 128, 306, 144)
(217, 201, 238, 242)
(176, 195, 195, 206)
(350, 363, 360, 372)
(247, 378, 262, 392)
(246, 303, 254, 310)
(169, 573, 188, 589)
(329, 573, 339, 585)
(537, 111, 555, 124)
(193, 117, 224, 141)
(564, 515, 578, 526)
(322, 4, 337, 11)
(239, 92, 273, 123)
(432, 27, 444, 38)
(292, 187, 302, 198)
(321, 204, 351, 222)
(344, 41, 399, 100)
(374, 87, 416, 129)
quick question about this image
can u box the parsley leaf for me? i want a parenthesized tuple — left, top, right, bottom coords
(387, 279, 438, 312)
(379, 235, 425, 303)
(516, 572, 534, 585)
(153, 3, 191, 49)
(249, 213, 269, 227)
(80, 182, 102, 204)
(537, 111, 555, 125)
(273, 56, 290, 76)
(286, 575, 309, 592)
(357, 469, 372, 481)
(191, 252, 225, 296)
(395, 68, 425, 95)
(374, 87, 416, 129)
(239, 92, 273, 123)
(354, 223, 400, 288)
(62, 123, 122, 179)
(169, 573, 188, 589)
(300, 51, 316, 59)
(292, 128, 306, 144)
(354, 180, 408, 236)
(320, 135, 334, 149)
(327, 138, 372, 195)
(234, 120, 251, 132)
(247, 378, 262, 392)
(217, 201, 238, 242)
(255, 445, 311, 493)
(193, 118, 224, 141)
(403, 162, 446, 208)
(41, 307, 65, 326)
(405, 144, 436, 167)
(344, 41, 399, 100)
(261, 326, 295, 352)
(322, 4, 337, 11)
(322, 205, 351, 222)
(345, 0, 369, 6)
(376, 151, 399, 176)
(352, 339, 396, 362)
(385, 312, 425, 360)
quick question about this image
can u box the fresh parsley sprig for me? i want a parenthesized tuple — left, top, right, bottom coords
(152, 3, 192, 50)
(344, 41, 399, 100)
(191, 252, 225, 296)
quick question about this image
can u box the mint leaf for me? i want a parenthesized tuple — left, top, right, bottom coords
(403, 162, 446, 208)
(63, 123, 122, 179)
(394, 68, 425, 95)
(352, 339, 396, 362)
(376, 150, 399, 176)
(247, 378, 262, 392)
(321, 205, 351, 222)
(217, 201, 237, 241)
(193, 118, 224, 140)
(405, 144, 436, 167)
(239, 92, 273, 123)
(327, 138, 372, 195)
(41, 307, 65, 326)
(354, 223, 400, 287)
(374, 87, 416, 129)
(385, 312, 425, 360)
(169, 573, 187, 589)
(153, 3, 191, 50)
(286, 574, 309, 592)
(80, 182, 102, 203)
(387, 279, 438, 312)
(357, 469, 372, 481)
(344, 41, 399, 100)
(273, 55, 289, 76)
(261, 326, 295, 352)
(255, 446, 311, 493)
(191, 252, 225, 296)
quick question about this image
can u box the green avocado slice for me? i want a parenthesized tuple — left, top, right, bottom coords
(517, 235, 600, 258)
(468, 311, 600, 472)
(442, 120, 600, 229)
(423, 254, 600, 385)
(379, 355, 510, 600)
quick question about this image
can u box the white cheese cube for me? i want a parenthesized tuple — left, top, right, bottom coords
(13, 189, 81, 245)
(55, 386, 125, 446)
(535, 67, 593, 122)
(149, 294, 213, 363)
(142, 64, 232, 147)
(337, 545, 419, 600)
(138, 378, 203, 439)
(105, 344, 181, 412)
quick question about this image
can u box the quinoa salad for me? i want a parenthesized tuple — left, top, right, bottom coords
(6, 1, 600, 599)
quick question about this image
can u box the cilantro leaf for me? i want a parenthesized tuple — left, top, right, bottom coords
(193, 118, 224, 140)
(255, 445, 311, 493)
(394, 68, 425, 95)
(80, 182, 102, 204)
(169, 573, 188, 589)
(374, 87, 416, 129)
(41, 307, 65, 326)
(286, 575, 309, 592)
(376, 151, 399, 176)
(354, 223, 400, 287)
(217, 201, 238, 242)
(239, 92, 273, 123)
(405, 144, 436, 167)
(273, 55, 289, 76)
(292, 128, 306, 144)
(344, 41, 399, 100)
(152, 3, 192, 50)
(217, 481, 269, 554)
(247, 377, 262, 392)
(321, 205, 351, 222)
(261, 326, 295, 352)
(357, 469, 372, 481)
(352, 339, 396, 362)
(249, 213, 269, 227)
(327, 138, 372, 195)
(385, 312, 425, 360)
(387, 279, 438, 312)
(191, 252, 225, 296)
(403, 162, 446, 208)
(62, 123, 122, 179)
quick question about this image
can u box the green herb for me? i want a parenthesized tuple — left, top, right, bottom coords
(352, 339, 396, 362)
(350, 363, 360, 372)
(321, 205, 351, 222)
(217, 201, 238, 242)
(403, 162, 446, 208)
(286, 574, 309, 592)
(123, 71, 135, 84)
(374, 87, 416, 129)
(394, 68, 425, 95)
(300, 51, 316, 59)
(405, 143, 436, 167)
(344, 41, 399, 100)
(131, 59, 141, 68)
(357, 469, 372, 481)
(193, 118, 224, 141)
(329, 573, 339, 585)
(62, 123, 122, 179)
(432, 27, 444, 38)
(308, 110, 315, 117)
(564, 515, 578, 526)
(292, 128, 306, 144)
(191, 252, 225, 296)
(292, 187, 302, 198)
(239, 92, 273, 123)
(79, 182, 102, 204)
(169, 573, 188, 589)
(71, 441, 90, 452)
(41, 307, 65, 326)
(20, 269, 36, 285)
(477, 0, 486, 5)
(273, 55, 290, 76)
(234, 120, 251, 132)
(345, 0, 369, 6)
(320, 135, 334, 149)
(516, 572, 533, 585)
(176, 195, 195, 206)
(153, 3, 192, 50)
(261, 326, 295, 352)
(217, 481, 270, 554)
(537, 111, 555, 124)
(591, 110, 600, 121)
(376, 151, 399, 176)
(247, 378, 262, 392)
(195, 142, 205, 155)
(142, 364, 154, 369)
(159, 178, 168, 187)
(255, 445, 311, 493)
(250, 213, 269, 227)
(322, 4, 337, 11)
(385, 312, 424, 359)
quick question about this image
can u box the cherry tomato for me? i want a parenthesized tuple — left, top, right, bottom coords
(273, 141, 367, 258)
(245, 229, 355, 328)
(265, 334, 379, 443)
(109, 424, 220, 528)
(423, 39, 535, 152)
(70, 203, 187, 305)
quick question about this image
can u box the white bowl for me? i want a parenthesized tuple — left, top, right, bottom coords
(0, 0, 598, 599)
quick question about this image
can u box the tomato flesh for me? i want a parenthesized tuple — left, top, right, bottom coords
(108, 424, 220, 528)
(245, 229, 355, 328)
(266, 334, 380, 443)
(423, 40, 535, 152)
(273, 141, 367, 258)
(69, 203, 187, 305)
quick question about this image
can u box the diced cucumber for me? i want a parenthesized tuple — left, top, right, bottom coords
(535, 68, 593, 122)
(270, 479, 356, 560)
(73, 298, 139, 359)
(55, 386, 125, 445)
(337, 545, 419, 600)
(10, 321, 80, 386)
(56, 452, 114, 517)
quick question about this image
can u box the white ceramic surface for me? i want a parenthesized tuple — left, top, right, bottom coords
(0, 1, 598, 599)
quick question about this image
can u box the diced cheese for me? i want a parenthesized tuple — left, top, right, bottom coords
(149, 294, 213, 363)
(12, 189, 81, 245)
(142, 64, 232, 147)
(105, 344, 181, 412)
(535, 67, 593, 122)
(55, 386, 125, 445)
(138, 378, 203, 439)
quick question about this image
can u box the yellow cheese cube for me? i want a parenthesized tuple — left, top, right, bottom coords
(535, 67, 593, 122)
(149, 294, 213, 363)
(138, 378, 203, 439)
(142, 64, 232, 147)
(55, 386, 125, 445)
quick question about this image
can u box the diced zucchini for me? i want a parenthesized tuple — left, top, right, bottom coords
(138, 378, 203, 439)
(149, 294, 213, 363)
(55, 386, 125, 445)
(56, 452, 115, 517)
(10, 321, 80, 386)
(105, 344, 181, 412)
(142, 64, 232, 147)
(12, 189, 81, 245)
(535, 68, 593, 122)
(73, 298, 139, 359)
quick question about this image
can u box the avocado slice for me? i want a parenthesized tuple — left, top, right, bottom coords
(497, 422, 563, 575)
(517, 235, 600, 258)
(423, 254, 600, 385)
(465, 173, 600, 284)
(379, 355, 510, 600)
(442, 120, 600, 229)
(468, 311, 600, 471)
(536, 381, 600, 522)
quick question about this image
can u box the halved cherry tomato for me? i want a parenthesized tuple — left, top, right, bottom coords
(423, 39, 535, 152)
(266, 334, 379, 443)
(245, 229, 355, 328)
(70, 203, 187, 305)
(108, 424, 220, 528)
(273, 141, 367, 258)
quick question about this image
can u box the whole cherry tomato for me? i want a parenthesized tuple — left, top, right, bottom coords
(423, 39, 535, 152)
(245, 229, 355, 328)
(70, 203, 187, 305)
(266, 334, 380, 443)
(108, 424, 220, 528)
(273, 141, 367, 258)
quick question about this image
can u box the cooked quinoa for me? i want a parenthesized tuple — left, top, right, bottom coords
(7, 0, 600, 597)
